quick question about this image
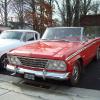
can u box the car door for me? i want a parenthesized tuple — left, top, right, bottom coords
(82, 32, 97, 64)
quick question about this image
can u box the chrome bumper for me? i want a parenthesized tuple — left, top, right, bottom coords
(6, 65, 70, 80)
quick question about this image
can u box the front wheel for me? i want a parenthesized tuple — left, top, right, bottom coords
(69, 61, 81, 86)
(0, 54, 8, 71)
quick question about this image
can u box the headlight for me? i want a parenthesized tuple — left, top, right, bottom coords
(7, 55, 21, 65)
(47, 60, 66, 71)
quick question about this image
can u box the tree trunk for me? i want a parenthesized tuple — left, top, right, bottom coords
(20, 0, 24, 29)
(83, 0, 87, 15)
(66, 0, 72, 26)
(31, 0, 38, 30)
(73, 0, 80, 26)
(4, 0, 8, 26)
(48, 0, 53, 26)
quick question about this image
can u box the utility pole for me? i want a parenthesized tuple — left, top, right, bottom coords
(4, 0, 8, 26)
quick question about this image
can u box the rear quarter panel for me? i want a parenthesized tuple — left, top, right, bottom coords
(66, 38, 100, 73)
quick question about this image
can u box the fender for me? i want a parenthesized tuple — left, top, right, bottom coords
(67, 55, 81, 65)
(66, 54, 82, 73)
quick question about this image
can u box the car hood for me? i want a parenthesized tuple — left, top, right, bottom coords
(10, 40, 82, 59)
(0, 39, 24, 52)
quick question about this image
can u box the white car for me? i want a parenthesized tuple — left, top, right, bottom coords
(0, 29, 40, 70)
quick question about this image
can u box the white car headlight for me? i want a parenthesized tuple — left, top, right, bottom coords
(47, 60, 66, 71)
(7, 55, 21, 65)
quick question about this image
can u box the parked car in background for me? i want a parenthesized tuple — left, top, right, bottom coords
(0, 29, 40, 70)
(6, 27, 100, 86)
(0, 25, 10, 34)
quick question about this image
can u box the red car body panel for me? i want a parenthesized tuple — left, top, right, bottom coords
(10, 40, 82, 60)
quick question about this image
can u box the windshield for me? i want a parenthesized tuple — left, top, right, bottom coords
(0, 31, 23, 40)
(42, 27, 82, 41)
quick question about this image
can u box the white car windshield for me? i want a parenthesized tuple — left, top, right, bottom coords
(0, 31, 23, 40)
(42, 27, 82, 41)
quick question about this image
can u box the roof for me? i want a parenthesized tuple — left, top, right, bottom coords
(0, 26, 10, 31)
(3, 29, 39, 33)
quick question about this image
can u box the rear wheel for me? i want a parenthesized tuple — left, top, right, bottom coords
(96, 47, 100, 61)
(69, 61, 81, 86)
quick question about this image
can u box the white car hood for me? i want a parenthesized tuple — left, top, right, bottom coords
(0, 39, 25, 52)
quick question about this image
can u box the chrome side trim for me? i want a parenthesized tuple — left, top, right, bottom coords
(6, 65, 70, 80)
(66, 40, 100, 61)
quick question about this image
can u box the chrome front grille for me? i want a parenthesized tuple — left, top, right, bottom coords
(17, 56, 48, 68)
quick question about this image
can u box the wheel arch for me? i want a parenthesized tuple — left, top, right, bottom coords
(77, 57, 84, 73)
(0, 53, 7, 63)
(78, 58, 83, 66)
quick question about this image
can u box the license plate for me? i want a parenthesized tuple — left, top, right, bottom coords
(24, 73, 35, 80)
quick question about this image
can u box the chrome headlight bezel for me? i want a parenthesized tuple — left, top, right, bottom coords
(7, 55, 21, 65)
(47, 60, 66, 71)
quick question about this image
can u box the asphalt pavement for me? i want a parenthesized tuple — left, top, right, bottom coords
(77, 60, 100, 90)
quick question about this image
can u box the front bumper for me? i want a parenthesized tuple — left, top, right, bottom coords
(6, 65, 70, 80)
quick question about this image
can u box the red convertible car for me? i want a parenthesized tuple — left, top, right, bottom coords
(6, 27, 100, 86)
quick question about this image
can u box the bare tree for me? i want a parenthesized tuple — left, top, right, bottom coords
(73, 0, 80, 26)
(0, 2, 5, 24)
(55, 0, 100, 26)
(80, 0, 92, 15)
(54, 0, 67, 26)
(66, 0, 72, 26)
(0, 0, 11, 26)
(11, 0, 24, 28)
(24, 0, 37, 29)
(47, 0, 55, 25)
(90, 1, 100, 14)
